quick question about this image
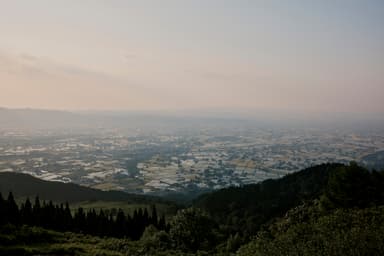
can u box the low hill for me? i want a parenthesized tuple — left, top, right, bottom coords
(0, 172, 165, 204)
(1, 163, 384, 255)
(237, 204, 384, 256)
(194, 163, 344, 234)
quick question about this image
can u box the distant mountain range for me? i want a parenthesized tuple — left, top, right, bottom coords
(0, 108, 91, 130)
(0, 107, 255, 131)
(2, 107, 384, 131)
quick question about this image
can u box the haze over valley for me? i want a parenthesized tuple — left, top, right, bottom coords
(1, 108, 383, 199)
(1, 1, 384, 255)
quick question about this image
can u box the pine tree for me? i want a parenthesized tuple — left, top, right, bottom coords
(63, 202, 72, 230)
(20, 198, 33, 225)
(96, 209, 107, 236)
(151, 205, 158, 227)
(33, 196, 41, 226)
(74, 207, 86, 232)
(0, 193, 6, 225)
(143, 208, 149, 227)
(115, 208, 126, 237)
(6, 192, 20, 224)
(158, 215, 166, 231)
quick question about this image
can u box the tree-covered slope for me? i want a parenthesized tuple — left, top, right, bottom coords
(194, 163, 344, 234)
(237, 205, 384, 256)
(1, 163, 384, 255)
(235, 163, 384, 255)
(0, 172, 163, 204)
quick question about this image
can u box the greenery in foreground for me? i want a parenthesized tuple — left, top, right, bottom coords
(0, 224, 191, 256)
(0, 162, 384, 255)
(0, 192, 168, 241)
(237, 205, 384, 256)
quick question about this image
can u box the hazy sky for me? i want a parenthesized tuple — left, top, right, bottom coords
(1, 0, 383, 113)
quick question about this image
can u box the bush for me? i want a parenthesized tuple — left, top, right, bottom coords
(237, 206, 384, 256)
(169, 208, 218, 252)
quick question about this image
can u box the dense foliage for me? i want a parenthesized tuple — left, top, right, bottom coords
(0, 193, 167, 240)
(0, 224, 198, 256)
(237, 205, 384, 256)
(169, 208, 218, 252)
(1, 162, 384, 255)
(194, 163, 343, 236)
(237, 163, 384, 256)
(321, 162, 384, 209)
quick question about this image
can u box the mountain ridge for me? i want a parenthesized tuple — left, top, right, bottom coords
(0, 171, 165, 204)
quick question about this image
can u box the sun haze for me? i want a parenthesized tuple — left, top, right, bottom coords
(1, 0, 383, 114)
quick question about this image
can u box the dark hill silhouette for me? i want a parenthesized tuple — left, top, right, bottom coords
(194, 163, 345, 235)
(0, 172, 162, 204)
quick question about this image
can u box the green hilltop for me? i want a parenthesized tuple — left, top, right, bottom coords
(1, 162, 384, 255)
(0, 171, 169, 204)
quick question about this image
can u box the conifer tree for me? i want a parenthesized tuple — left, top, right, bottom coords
(63, 202, 72, 230)
(33, 196, 41, 225)
(151, 205, 158, 226)
(7, 192, 20, 224)
(115, 208, 126, 237)
(0, 193, 6, 225)
(20, 198, 33, 225)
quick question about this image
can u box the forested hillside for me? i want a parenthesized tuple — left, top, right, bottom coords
(0, 172, 165, 204)
(194, 163, 343, 235)
(0, 192, 167, 241)
(1, 162, 384, 255)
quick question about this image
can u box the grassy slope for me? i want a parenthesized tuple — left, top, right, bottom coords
(237, 205, 384, 256)
(2, 163, 384, 255)
(0, 224, 191, 256)
(0, 172, 161, 203)
(1, 172, 182, 216)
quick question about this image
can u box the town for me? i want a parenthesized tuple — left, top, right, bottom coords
(1, 127, 383, 197)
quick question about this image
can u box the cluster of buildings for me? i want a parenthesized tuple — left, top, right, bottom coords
(0, 128, 383, 196)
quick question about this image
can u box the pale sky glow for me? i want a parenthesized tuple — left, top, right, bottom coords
(0, 0, 383, 113)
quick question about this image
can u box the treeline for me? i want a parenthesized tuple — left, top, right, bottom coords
(0, 171, 163, 204)
(0, 193, 167, 240)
